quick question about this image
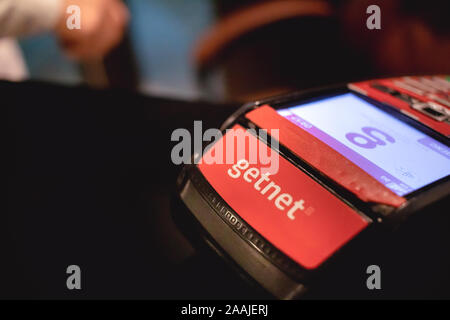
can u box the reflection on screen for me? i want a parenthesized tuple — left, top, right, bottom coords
(278, 93, 450, 196)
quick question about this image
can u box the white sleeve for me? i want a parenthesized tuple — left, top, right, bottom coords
(0, 0, 63, 37)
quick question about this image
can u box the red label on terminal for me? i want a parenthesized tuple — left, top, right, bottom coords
(198, 125, 369, 269)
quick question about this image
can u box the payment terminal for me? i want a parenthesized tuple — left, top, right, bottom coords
(174, 75, 450, 299)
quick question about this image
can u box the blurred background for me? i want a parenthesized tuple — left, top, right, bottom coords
(14, 0, 450, 102)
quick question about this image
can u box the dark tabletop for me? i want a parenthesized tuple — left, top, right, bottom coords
(3, 80, 450, 299)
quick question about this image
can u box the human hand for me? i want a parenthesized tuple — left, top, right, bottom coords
(55, 0, 129, 60)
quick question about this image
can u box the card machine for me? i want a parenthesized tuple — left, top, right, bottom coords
(174, 75, 450, 299)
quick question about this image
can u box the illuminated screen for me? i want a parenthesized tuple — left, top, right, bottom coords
(278, 93, 450, 196)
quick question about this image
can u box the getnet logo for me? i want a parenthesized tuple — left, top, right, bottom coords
(227, 159, 307, 221)
(196, 125, 316, 222)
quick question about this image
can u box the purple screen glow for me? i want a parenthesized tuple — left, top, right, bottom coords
(278, 93, 450, 196)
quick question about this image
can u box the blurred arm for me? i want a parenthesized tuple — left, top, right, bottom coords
(0, 0, 62, 37)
